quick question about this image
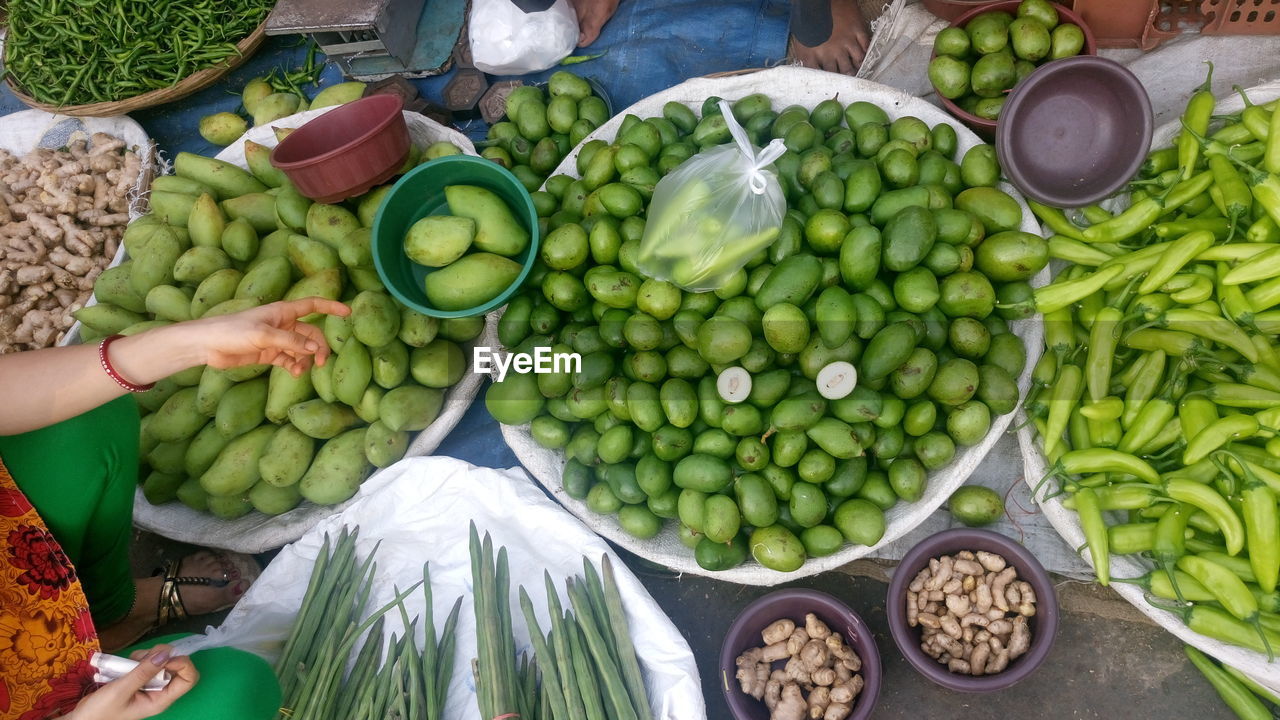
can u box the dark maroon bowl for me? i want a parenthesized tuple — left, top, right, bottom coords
(886, 529, 1058, 692)
(995, 56, 1152, 208)
(720, 589, 881, 720)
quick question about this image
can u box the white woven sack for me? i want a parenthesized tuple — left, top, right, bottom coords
(1019, 81, 1280, 689)
(0, 110, 157, 348)
(488, 66, 1047, 584)
(130, 108, 488, 553)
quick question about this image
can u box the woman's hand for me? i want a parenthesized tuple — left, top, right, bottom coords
(190, 297, 351, 376)
(570, 0, 618, 46)
(68, 645, 199, 720)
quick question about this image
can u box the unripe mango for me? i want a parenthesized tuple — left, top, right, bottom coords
(173, 246, 232, 285)
(364, 420, 409, 468)
(379, 385, 444, 432)
(215, 377, 269, 439)
(243, 139, 286, 188)
(145, 285, 194, 322)
(423, 252, 522, 311)
(93, 262, 146, 313)
(200, 424, 276, 496)
(197, 366, 235, 416)
(265, 365, 315, 423)
(236, 256, 292, 304)
(74, 303, 145, 335)
(187, 192, 226, 248)
(299, 427, 371, 505)
(222, 193, 278, 234)
(350, 291, 401, 347)
(444, 185, 530, 256)
(370, 340, 409, 389)
(185, 422, 232, 478)
(288, 399, 362, 439)
(333, 340, 373, 406)
(259, 424, 315, 487)
(306, 203, 361, 248)
(150, 387, 205, 442)
(191, 268, 243, 318)
(221, 219, 259, 262)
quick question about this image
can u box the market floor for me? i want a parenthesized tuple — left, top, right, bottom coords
(132, 531, 1234, 718)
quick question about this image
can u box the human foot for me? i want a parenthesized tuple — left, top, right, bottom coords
(98, 550, 258, 652)
(790, 0, 872, 75)
(570, 0, 619, 47)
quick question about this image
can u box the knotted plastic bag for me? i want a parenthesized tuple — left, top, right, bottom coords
(469, 0, 579, 75)
(637, 100, 787, 292)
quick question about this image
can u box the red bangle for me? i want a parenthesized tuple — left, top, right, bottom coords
(98, 334, 155, 393)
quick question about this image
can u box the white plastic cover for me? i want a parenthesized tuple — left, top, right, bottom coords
(491, 66, 1048, 585)
(128, 108, 488, 553)
(469, 0, 580, 75)
(173, 456, 707, 720)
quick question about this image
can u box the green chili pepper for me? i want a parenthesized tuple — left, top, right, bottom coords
(1068, 406, 1093, 452)
(1204, 155, 1253, 241)
(1031, 352, 1059, 390)
(1081, 396, 1125, 421)
(1160, 309, 1259, 362)
(1059, 448, 1161, 483)
(1140, 417, 1186, 456)
(1186, 605, 1280, 655)
(1219, 452, 1280, 593)
(1185, 415, 1260, 464)
(1044, 364, 1084, 458)
(1222, 664, 1280, 706)
(1197, 551, 1260, 585)
(1028, 200, 1086, 240)
(1074, 487, 1110, 585)
(1268, 91, 1280, 176)
(1178, 62, 1216, 181)
(1179, 555, 1272, 658)
(1179, 394, 1220, 445)
(1184, 646, 1272, 720)
(1117, 568, 1217, 602)
(1154, 218, 1232, 241)
(1142, 147, 1180, 178)
(1123, 328, 1201, 357)
(1108, 522, 1157, 555)
(1047, 235, 1116, 266)
(1225, 153, 1280, 228)
(1035, 266, 1125, 314)
(1165, 478, 1246, 555)
(1139, 231, 1215, 295)
(1202, 383, 1280, 409)
(1080, 204, 1115, 225)
(1166, 274, 1215, 305)
(1245, 275, 1280, 312)
(1086, 417, 1122, 448)
(1082, 199, 1165, 243)
(1119, 393, 1177, 454)
(1247, 215, 1280, 244)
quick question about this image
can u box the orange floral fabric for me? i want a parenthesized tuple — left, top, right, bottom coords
(0, 460, 99, 720)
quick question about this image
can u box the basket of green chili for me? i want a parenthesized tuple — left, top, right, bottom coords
(2, 0, 271, 116)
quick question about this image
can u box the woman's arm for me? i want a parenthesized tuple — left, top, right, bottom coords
(0, 297, 348, 436)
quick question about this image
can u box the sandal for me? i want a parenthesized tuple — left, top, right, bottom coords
(156, 550, 262, 626)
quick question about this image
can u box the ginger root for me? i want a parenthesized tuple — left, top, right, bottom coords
(734, 615, 863, 720)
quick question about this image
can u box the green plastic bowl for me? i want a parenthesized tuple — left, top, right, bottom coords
(372, 155, 539, 318)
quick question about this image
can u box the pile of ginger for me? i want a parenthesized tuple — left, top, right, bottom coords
(0, 133, 140, 351)
(735, 613, 863, 720)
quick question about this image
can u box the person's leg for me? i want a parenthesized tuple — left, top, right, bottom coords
(124, 633, 281, 720)
(790, 0, 872, 74)
(0, 395, 140, 625)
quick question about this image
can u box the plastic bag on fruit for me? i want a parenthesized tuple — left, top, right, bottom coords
(637, 100, 787, 292)
(469, 0, 580, 75)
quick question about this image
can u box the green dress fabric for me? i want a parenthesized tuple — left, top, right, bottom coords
(127, 633, 281, 720)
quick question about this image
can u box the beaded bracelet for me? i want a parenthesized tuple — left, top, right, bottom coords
(98, 334, 155, 392)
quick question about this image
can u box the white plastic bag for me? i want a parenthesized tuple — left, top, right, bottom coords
(172, 457, 706, 719)
(638, 100, 786, 292)
(470, 0, 579, 75)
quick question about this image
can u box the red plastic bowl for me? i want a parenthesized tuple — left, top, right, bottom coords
(886, 528, 1059, 692)
(719, 589, 881, 720)
(932, 0, 1098, 139)
(270, 94, 410, 203)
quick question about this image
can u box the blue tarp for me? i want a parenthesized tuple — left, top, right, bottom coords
(0, 0, 792, 470)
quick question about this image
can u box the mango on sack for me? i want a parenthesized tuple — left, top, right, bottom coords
(150, 387, 205, 442)
(355, 385, 384, 423)
(299, 428, 371, 505)
(174, 152, 268, 200)
(410, 339, 465, 388)
(208, 493, 253, 520)
(364, 420, 409, 468)
(138, 414, 160, 457)
(145, 285, 194, 322)
(357, 186, 392, 228)
(263, 365, 314, 424)
(253, 93, 301, 126)
(147, 439, 191, 475)
(348, 267, 385, 293)
(274, 127, 296, 143)
(404, 215, 475, 267)
(259, 424, 315, 487)
(222, 193, 278, 234)
(424, 252, 522, 311)
(215, 378, 269, 439)
(92, 262, 146, 314)
(221, 218, 259, 262)
(423, 142, 462, 160)
(306, 204, 362, 248)
(130, 226, 182, 296)
(149, 191, 198, 227)
(138, 378, 180, 415)
(444, 185, 530, 257)
(74, 304, 145, 336)
(324, 313, 353, 353)
(287, 234, 341, 276)
(339, 227, 374, 268)
(251, 229, 295, 270)
(151, 175, 215, 199)
(312, 359, 337, 402)
(249, 481, 302, 515)
(191, 269, 243, 318)
(399, 307, 439, 347)
(188, 193, 226, 247)
(310, 81, 367, 109)
(173, 246, 232, 285)
(284, 268, 345, 314)
(242, 78, 273, 116)
(142, 470, 185, 504)
(371, 340, 409, 388)
(275, 182, 312, 233)
(236, 256, 292, 304)
(177, 478, 210, 511)
(185, 422, 232, 478)
(333, 340, 373, 407)
(289, 398, 362, 439)
(379, 385, 444, 432)
(199, 424, 276, 497)
(350, 291, 401, 347)
(243, 140, 286, 188)
(196, 366, 235, 415)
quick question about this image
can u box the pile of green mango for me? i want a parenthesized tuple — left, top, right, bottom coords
(928, 0, 1086, 121)
(199, 79, 370, 147)
(485, 92, 1049, 573)
(74, 145, 479, 520)
(405, 185, 530, 311)
(481, 70, 612, 192)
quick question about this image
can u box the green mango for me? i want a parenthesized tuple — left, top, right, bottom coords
(399, 307, 440, 347)
(151, 175, 215, 198)
(199, 424, 276, 496)
(444, 185, 530, 257)
(249, 480, 302, 515)
(306, 204, 362, 248)
(190, 268, 243, 318)
(173, 246, 232, 285)
(287, 234, 342, 276)
(220, 218, 259, 262)
(299, 427, 371, 504)
(284, 267, 345, 310)
(370, 340, 409, 389)
(184, 422, 232, 479)
(333, 340, 372, 406)
(324, 313, 353, 353)
(236, 256, 292, 304)
(196, 366, 235, 416)
(310, 81, 367, 109)
(142, 470, 185, 505)
(350, 291, 401, 347)
(221, 193, 278, 234)
(364, 420, 409, 468)
(357, 186, 392, 228)
(92, 262, 145, 313)
(147, 438, 191, 474)
(207, 492, 253, 519)
(74, 303, 146, 335)
(150, 387, 205, 442)
(130, 226, 182, 296)
(223, 363, 270, 383)
(354, 385, 384, 423)
(150, 191, 198, 227)
(265, 365, 316, 423)
(404, 215, 475, 267)
(168, 364, 204, 387)
(424, 252, 522, 311)
(288, 399, 362, 439)
(274, 182, 312, 232)
(258, 424, 316, 487)
(339, 227, 374, 268)
(176, 478, 209, 511)
(379, 386, 444, 432)
(312, 359, 337, 403)
(347, 266, 384, 293)
(214, 377, 269, 439)
(251, 92, 300, 126)
(174, 152, 268, 200)
(120, 319, 172, 336)
(409, 339, 465, 388)
(243, 140, 287, 188)
(145, 285, 194, 322)
(187, 193, 226, 248)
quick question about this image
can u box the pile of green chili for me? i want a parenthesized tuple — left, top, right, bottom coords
(1026, 63, 1280, 663)
(4, 0, 272, 106)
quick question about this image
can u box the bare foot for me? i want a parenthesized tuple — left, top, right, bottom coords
(791, 0, 872, 75)
(97, 551, 253, 652)
(570, 0, 619, 47)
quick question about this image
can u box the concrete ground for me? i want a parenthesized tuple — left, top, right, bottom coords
(132, 531, 1233, 719)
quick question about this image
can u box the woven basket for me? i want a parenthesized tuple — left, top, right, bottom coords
(4, 22, 267, 117)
